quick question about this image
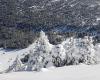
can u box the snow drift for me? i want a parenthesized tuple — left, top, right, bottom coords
(1, 64, 100, 80)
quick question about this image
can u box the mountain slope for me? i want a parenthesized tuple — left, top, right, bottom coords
(0, 0, 100, 28)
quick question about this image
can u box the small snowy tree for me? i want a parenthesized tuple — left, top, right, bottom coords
(52, 45, 66, 67)
(26, 31, 53, 71)
(62, 36, 97, 65)
(81, 36, 97, 64)
(62, 37, 77, 65)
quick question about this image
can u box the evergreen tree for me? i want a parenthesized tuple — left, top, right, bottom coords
(26, 31, 53, 71)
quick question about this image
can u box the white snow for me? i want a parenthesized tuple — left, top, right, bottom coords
(0, 48, 30, 72)
(0, 64, 100, 80)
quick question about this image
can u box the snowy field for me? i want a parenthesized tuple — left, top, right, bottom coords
(0, 64, 100, 80)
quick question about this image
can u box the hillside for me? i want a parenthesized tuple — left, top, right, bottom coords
(0, 0, 100, 27)
(0, 0, 100, 49)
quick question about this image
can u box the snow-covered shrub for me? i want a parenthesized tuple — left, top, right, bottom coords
(80, 36, 97, 64)
(63, 36, 97, 65)
(52, 45, 66, 67)
(25, 31, 53, 71)
(4, 56, 23, 73)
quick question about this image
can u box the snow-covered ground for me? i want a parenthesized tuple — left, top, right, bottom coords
(0, 64, 100, 80)
(0, 48, 29, 72)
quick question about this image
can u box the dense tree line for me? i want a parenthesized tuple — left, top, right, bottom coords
(0, 27, 39, 49)
(0, 0, 100, 28)
(0, 0, 100, 49)
(0, 26, 100, 49)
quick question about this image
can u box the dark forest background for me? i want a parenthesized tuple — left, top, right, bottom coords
(0, 0, 100, 49)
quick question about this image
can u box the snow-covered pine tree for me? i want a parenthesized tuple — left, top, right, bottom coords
(61, 37, 77, 65)
(26, 31, 53, 71)
(52, 44, 66, 67)
(61, 36, 97, 65)
(81, 36, 97, 64)
(66, 36, 97, 65)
